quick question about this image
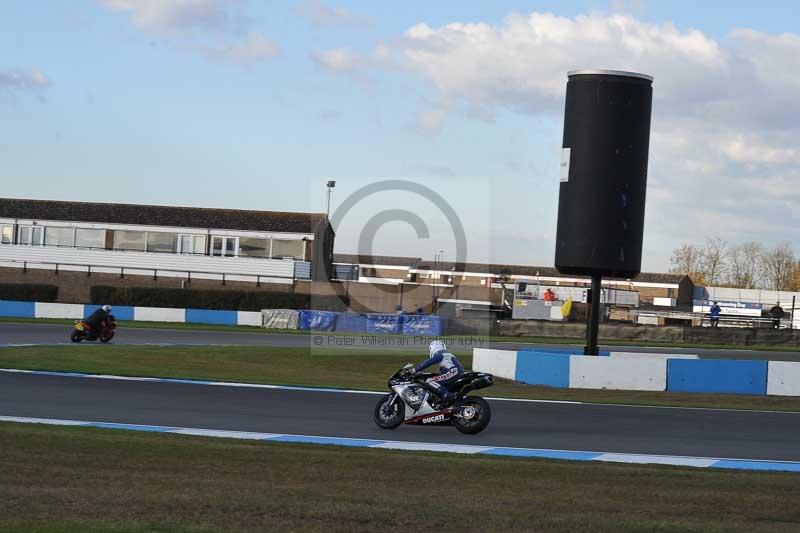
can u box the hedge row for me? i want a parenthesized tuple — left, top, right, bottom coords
(0, 283, 59, 302)
(89, 286, 349, 312)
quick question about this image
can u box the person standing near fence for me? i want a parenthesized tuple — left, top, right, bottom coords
(709, 301, 721, 328)
(770, 301, 785, 329)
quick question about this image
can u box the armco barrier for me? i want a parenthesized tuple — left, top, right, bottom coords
(515, 352, 570, 388)
(401, 315, 445, 336)
(134, 306, 186, 323)
(299, 310, 336, 331)
(569, 356, 667, 391)
(185, 308, 237, 326)
(472, 348, 517, 381)
(667, 359, 768, 395)
(519, 347, 610, 356)
(0, 300, 35, 318)
(35, 302, 84, 319)
(767, 361, 800, 396)
(365, 314, 402, 335)
(335, 313, 367, 333)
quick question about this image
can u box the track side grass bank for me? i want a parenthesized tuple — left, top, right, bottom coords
(1, 422, 799, 532)
(2, 345, 800, 411)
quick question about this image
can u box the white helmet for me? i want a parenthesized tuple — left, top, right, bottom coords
(429, 340, 446, 358)
(102, 305, 111, 312)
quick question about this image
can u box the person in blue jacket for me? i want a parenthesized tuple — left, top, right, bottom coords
(413, 340, 464, 402)
(709, 301, 721, 328)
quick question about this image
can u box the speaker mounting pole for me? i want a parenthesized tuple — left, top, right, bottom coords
(585, 274, 602, 356)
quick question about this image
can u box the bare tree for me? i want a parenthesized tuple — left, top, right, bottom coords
(669, 243, 705, 283)
(761, 242, 796, 291)
(727, 241, 764, 289)
(700, 237, 728, 286)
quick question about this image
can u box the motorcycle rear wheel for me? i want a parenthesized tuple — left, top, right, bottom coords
(373, 394, 404, 429)
(70, 331, 83, 343)
(454, 396, 491, 435)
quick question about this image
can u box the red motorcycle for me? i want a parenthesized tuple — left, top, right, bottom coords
(70, 315, 117, 343)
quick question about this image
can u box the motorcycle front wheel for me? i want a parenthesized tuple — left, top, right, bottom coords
(99, 331, 115, 343)
(70, 331, 83, 343)
(373, 394, 404, 429)
(454, 396, 491, 435)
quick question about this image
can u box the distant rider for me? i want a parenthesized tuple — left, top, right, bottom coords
(412, 340, 464, 403)
(85, 305, 112, 337)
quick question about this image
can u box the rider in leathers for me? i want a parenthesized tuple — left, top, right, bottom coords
(413, 340, 464, 402)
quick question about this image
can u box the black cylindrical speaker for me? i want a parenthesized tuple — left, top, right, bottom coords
(555, 69, 653, 278)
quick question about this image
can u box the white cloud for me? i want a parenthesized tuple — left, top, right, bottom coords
(98, 0, 280, 65)
(415, 108, 446, 135)
(295, 0, 371, 28)
(98, 0, 229, 31)
(0, 69, 51, 90)
(319, 12, 800, 268)
(204, 32, 280, 65)
(310, 47, 373, 84)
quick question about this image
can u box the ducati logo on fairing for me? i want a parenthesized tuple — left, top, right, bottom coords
(422, 414, 445, 424)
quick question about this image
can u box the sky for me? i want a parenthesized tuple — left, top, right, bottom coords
(1, 1, 799, 272)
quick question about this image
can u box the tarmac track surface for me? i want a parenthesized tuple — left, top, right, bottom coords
(2, 322, 800, 360)
(2, 372, 800, 462)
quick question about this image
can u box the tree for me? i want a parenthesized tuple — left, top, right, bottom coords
(727, 241, 764, 289)
(699, 237, 728, 286)
(669, 244, 705, 284)
(761, 242, 796, 291)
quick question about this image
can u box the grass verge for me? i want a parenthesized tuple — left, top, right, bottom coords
(1, 345, 800, 411)
(1, 422, 799, 532)
(3, 317, 800, 353)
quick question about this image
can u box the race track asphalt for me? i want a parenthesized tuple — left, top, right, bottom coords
(2, 372, 799, 462)
(2, 321, 800, 360)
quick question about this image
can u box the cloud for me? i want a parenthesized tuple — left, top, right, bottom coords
(0, 69, 51, 90)
(204, 32, 280, 65)
(324, 12, 800, 268)
(415, 108, 445, 135)
(98, 0, 280, 65)
(295, 0, 372, 28)
(311, 47, 372, 84)
(97, 0, 229, 31)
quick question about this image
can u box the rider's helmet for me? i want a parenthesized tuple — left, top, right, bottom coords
(429, 340, 447, 358)
(102, 305, 111, 312)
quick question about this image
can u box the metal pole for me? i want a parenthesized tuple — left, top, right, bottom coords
(792, 295, 797, 331)
(584, 274, 602, 355)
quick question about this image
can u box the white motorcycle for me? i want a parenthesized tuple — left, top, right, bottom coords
(373, 364, 494, 435)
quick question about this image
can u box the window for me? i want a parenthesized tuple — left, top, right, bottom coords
(18, 226, 43, 245)
(114, 230, 146, 251)
(211, 236, 237, 257)
(178, 234, 206, 254)
(146, 232, 177, 253)
(239, 237, 269, 258)
(271, 238, 303, 259)
(75, 228, 106, 249)
(45, 227, 75, 247)
(1, 225, 12, 244)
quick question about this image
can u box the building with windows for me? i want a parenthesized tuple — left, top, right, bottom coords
(0, 198, 334, 283)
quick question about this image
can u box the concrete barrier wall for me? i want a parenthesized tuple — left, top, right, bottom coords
(134, 306, 186, 323)
(472, 348, 517, 381)
(767, 361, 800, 396)
(34, 302, 84, 319)
(515, 353, 570, 388)
(237, 311, 263, 327)
(667, 359, 768, 395)
(609, 352, 699, 360)
(0, 300, 35, 318)
(185, 309, 237, 326)
(569, 356, 667, 391)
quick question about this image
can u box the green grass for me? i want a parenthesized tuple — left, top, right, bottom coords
(1, 422, 799, 532)
(2, 345, 800, 411)
(3, 316, 800, 352)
